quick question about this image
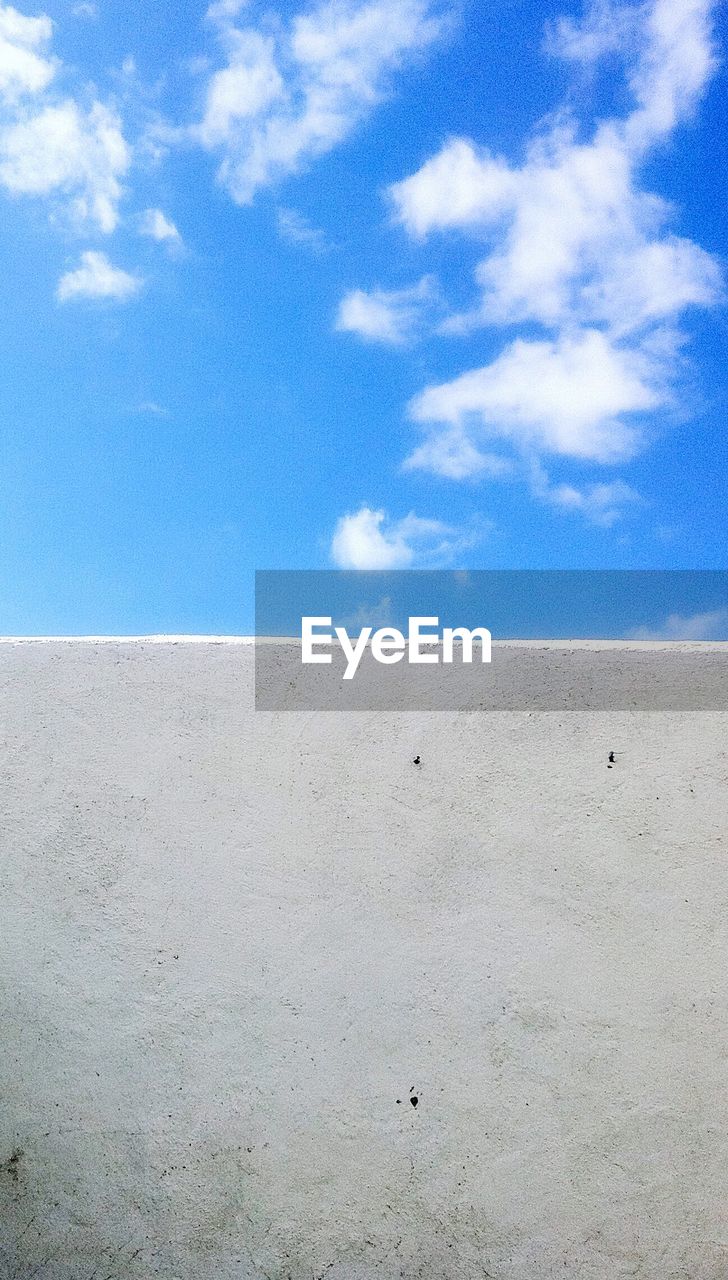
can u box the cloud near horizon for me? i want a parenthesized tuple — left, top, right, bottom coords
(629, 607, 728, 641)
(330, 505, 484, 569)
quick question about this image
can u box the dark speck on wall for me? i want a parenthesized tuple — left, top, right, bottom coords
(2, 1148, 23, 1182)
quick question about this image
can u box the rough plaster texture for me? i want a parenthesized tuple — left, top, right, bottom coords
(1, 640, 727, 1280)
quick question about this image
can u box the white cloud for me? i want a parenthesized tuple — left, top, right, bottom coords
(546, 0, 717, 147)
(625, 0, 718, 150)
(546, 0, 639, 64)
(630, 608, 728, 641)
(72, 2, 97, 16)
(544, 478, 641, 526)
(206, 0, 248, 20)
(0, 99, 129, 231)
(526, 459, 640, 527)
(403, 428, 511, 481)
(335, 594, 395, 630)
(56, 250, 142, 302)
(583, 235, 721, 336)
(198, 29, 283, 150)
(195, 0, 445, 203)
(139, 207, 182, 246)
(522, 460, 642, 524)
(276, 205, 330, 252)
(391, 123, 721, 334)
(464, 130, 654, 329)
(380, 0, 722, 513)
(331, 505, 482, 569)
(134, 400, 169, 416)
(390, 136, 517, 238)
(0, 3, 55, 102)
(0, 4, 131, 237)
(408, 329, 667, 469)
(336, 276, 436, 344)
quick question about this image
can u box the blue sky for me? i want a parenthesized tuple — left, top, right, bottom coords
(0, 0, 725, 633)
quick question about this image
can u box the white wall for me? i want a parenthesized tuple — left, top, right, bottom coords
(1, 641, 727, 1280)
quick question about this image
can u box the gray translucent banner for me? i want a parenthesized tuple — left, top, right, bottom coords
(254, 571, 728, 711)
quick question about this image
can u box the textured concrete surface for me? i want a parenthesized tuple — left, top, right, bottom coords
(1, 640, 727, 1279)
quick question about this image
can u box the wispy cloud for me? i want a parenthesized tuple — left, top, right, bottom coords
(276, 206, 331, 253)
(133, 400, 169, 416)
(139, 207, 183, 248)
(544, 0, 638, 63)
(206, 0, 247, 20)
(335, 595, 395, 630)
(402, 429, 511, 482)
(539, 476, 641, 526)
(630, 608, 728, 640)
(57, 250, 143, 302)
(336, 276, 437, 345)
(194, 0, 446, 203)
(330, 504, 484, 569)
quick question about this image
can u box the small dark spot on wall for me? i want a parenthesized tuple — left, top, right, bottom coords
(410, 1096, 418, 1108)
(413, 756, 421, 766)
(2, 1148, 23, 1182)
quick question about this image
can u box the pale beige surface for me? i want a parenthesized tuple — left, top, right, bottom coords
(1, 641, 727, 1279)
